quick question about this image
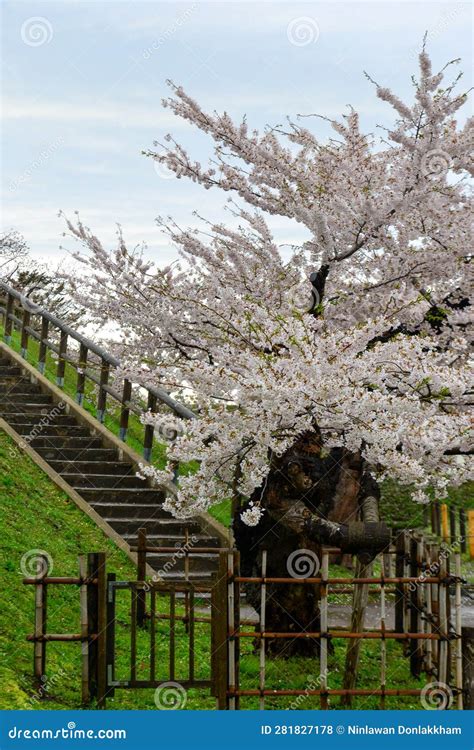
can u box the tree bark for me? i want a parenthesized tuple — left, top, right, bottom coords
(233, 431, 388, 657)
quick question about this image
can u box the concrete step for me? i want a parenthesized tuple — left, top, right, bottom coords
(49, 460, 134, 474)
(122, 531, 220, 547)
(105, 517, 202, 535)
(90, 502, 169, 519)
(30, 436, 103, 450)
(0, 383, 42, 394)
(0, 357, 12, 366)
(0, 393, 53, 405)
(12, 423, 91, 438)
(0, 401, 56, 413)
(79, 487, 165, 504)
(146, 552, 217, 574)
(5, 413, 79, 426)
(35, 447, 117, 462)
(62, 473, 145, 489)
(0, 366, 23, 377)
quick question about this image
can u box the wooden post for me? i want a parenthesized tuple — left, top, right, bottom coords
(409, 534, 422, 678)
(468, 510, 474, 560)
(87, 552, 107, 707)
(56, 330, 68, 387)
(119, 379, 132, 441)
(33, 553, 49, 691)
(79, 555, 90, 705)
(462, 627, 474, 710)
(143, 391, 157, 461)
(97, 358, 110, 423)
(211, 554, 229, 708)
(20, 307, 31, 358)
(228, 550, 237, 710)
(76, 343, 88, 405)
(441, 504, 449, 542)
(395, 532, 406, 634)
(454, 553, 463, 710)
(38, 317, 49, 374)
(258, 550, 267, 711)
(106, 572, 116, 700)
(4, 292, 14, 342)
(341, 556, 373, 705)
(137, 528, 147, 628)
(459, 509, 466, 554)
(233, 550, 241, 711)
(449, 507, 457, 545)
(319, 551, 329, 709)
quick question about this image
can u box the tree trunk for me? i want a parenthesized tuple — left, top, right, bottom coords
(233, 431, 388, 657)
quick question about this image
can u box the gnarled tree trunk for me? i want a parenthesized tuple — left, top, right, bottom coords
(233, 431, 389, 656)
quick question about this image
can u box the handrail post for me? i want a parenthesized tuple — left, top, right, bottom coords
(97, 358, 109, 423)
(38, 316, 49, 374)
(76, 343, 88, 405)
(20, 307, 31, 359)
(4, 292, 14, 343)
(143, 391, 157, 461)
(56, 330, 68, 387)
(119, 379, 132, 441)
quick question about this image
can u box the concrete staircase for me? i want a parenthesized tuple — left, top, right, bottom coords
(0, 352, 221, 581)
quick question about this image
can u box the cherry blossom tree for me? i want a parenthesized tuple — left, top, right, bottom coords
(63, 49, 472, 650)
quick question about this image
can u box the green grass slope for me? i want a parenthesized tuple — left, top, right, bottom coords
(1, 430, 431, 711)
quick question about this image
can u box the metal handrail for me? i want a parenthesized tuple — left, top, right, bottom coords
(0, 280, 196, 459)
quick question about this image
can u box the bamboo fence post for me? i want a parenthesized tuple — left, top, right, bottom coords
(438, 553, 449, 687)
(213, 552, 229, 709)
(258, 550, 267, 710)
(341, 556, 373, 706)
(105, 572, 116, 700)
(380, 563, 386, 709)
(319, 551, 329, 710)
(33, 553, 49, 692)
(431, 542, 440, 669)
(424, 546, 433, 676)
(454, 552, 463, 710)
(233, 550, 241, 710)
(79, 555, 90, 705)
(461, 627, 474, 710)
(136, 528, 147, 628)
(228, 550, 237, 710)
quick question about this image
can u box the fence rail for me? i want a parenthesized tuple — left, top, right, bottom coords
(0, 281, 195, 461)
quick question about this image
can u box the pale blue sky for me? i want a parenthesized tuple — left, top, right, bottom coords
(1, 1, 472, 266)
